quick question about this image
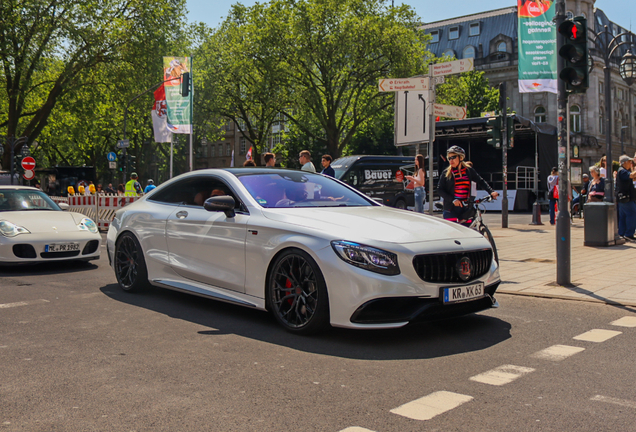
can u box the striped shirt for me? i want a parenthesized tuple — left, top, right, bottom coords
(453, 166, 470, 201)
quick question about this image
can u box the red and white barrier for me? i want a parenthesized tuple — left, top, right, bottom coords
(56, 193, 140, 231)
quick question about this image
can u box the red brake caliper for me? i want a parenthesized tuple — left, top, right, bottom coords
(285, 278, 293, 305)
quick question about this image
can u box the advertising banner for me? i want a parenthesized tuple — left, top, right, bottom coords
(151, 84, 172, 143)
(163, 56, 192, 133)
(517, 0, 557, 94)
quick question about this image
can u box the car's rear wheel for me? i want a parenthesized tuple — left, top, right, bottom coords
(394, 199, 407, 210)
(115, 232, 150, 292)
(268, 249, 329, 334)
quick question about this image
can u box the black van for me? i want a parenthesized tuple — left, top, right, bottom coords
(332, 155, 438, 209)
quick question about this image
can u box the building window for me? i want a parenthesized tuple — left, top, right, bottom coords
(442, 49, 455, 58)
(534, 106, 546, 123)
(202, 144, 208, 158)
(226, 143, 231, 157)
(449, 26, 459, 40)
(469, 22, 480, 36)
(570, 105, 581, 132)
(209, 145, 215, 158)
(430, 30, 439, 43)
(463, 46, 475, 59)
(272, 133, 282, 147)
(599, 108, 604, 134)
(239, 137, 246, 155)
(618, 88, 624, 100)
(599, 81, 603, 94)
(497, 42, 507, 52)
(237, 118, 246, 132)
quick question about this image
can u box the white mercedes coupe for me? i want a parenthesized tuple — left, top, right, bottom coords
(107, 169, 500, 334)
(0, 186, 101, 264)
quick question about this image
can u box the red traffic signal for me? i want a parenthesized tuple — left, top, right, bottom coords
(558, 20, 585, 42)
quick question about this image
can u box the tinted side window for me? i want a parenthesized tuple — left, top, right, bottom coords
(150, 176, 245, 211)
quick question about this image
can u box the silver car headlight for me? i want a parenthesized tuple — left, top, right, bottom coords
(0, 220, 30, 237)
(331, 241, 400, 275)
(77, 217, 98, 233)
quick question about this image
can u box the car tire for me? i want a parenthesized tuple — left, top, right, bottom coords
(267, 249, 330, 334)
(394, 199, 407, 210)
(114, 232, 150, 292)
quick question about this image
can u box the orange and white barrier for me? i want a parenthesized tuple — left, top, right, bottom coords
(52, 193, 140, 231)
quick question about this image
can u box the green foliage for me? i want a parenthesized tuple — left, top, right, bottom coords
(435, 70, 499, 119)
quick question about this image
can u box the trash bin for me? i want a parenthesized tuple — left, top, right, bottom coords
(583, 202, 616, 246)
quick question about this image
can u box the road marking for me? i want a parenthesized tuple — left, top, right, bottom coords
(610, 316, 636, 328)
(0, 299, 50, 309)
(590, 395, 636, 409)
(573, 329, 622, 343)
(339, 428, 376, 432)
(390, 391, 473, 421)
(530, 344, 585, 361)
(469, 365, 535, 386)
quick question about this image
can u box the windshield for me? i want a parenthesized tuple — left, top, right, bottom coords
(237, 171, 374, 208)
(331, 156, 357, 180)
(0, 190, 61, 212)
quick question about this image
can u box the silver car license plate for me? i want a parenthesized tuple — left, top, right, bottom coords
(45, 243, 80, 253)
(442, 282, 485, 304)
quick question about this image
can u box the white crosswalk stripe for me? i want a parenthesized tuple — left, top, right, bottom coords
(610, 316, 636, 328)
(573, 329, 622, 343)
(339, 428, 376, 432)
(0, 299, 49, 309)
(590, 395, 636, 409)
(530, 344, 585, 361)
(390, 391, 473, 421)
(469, 364, 535, 386)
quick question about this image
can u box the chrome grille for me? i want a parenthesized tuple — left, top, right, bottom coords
(412, 249, 493, 283)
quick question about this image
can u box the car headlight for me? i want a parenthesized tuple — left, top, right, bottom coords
(0, 220, 30, 237)
(77, 217, 98, 233)
(331, 241, 400, 275)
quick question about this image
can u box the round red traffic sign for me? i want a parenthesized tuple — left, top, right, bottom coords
(23, 169, 35, 180)
(21, 156, 36, 170)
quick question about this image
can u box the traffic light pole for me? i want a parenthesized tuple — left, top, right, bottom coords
(500, 82, 509, 229)
(555, 0, 571, 286)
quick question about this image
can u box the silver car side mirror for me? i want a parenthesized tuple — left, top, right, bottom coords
(58, 202, 70, 211)
(204, 196, 235, 218)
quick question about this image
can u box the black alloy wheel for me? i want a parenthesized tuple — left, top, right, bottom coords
(479, 225, 499, 265)
(115, 232, 150, 292)
(268, 249, 329, 334)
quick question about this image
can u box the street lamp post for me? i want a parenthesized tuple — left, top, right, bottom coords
(0, 136, 29, 185)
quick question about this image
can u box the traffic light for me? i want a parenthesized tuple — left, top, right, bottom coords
(118, 153, 126, 172)
(486, 114, 502, 148)
(507, 116, 515, 148)
(181, 72, 190, 97)
(127, 154, 137, 172)
(558, 17, 589, 94)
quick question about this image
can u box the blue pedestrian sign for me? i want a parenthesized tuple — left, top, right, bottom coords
(107, 152, 117, 162)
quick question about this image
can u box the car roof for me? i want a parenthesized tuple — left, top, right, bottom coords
(190, 168, 325, 177)
(0, 185, 39, 191)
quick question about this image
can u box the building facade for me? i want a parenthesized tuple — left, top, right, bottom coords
(422, 0, 635, 169)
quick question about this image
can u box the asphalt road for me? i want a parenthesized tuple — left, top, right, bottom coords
(2, 240, 636, 432)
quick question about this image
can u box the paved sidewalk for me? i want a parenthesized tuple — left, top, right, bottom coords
(487, 216, 636, 308)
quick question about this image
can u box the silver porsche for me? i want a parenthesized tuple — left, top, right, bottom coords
(107, 169, 500, 334)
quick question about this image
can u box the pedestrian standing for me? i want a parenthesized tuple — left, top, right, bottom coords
(587, 166, 605, 202)
(144, 179, 156, 193)
(299, 150, 316, 173)
(547, 167, 558, 225)
(264, 153, 276, 167)
(405, 154, 426, 213)
(320, 155, 335, 177)
(105, 183, 115, 194)
(124, 173, 142, 196)
(599, 156, 607, 178)
(616, 155, 636, 240)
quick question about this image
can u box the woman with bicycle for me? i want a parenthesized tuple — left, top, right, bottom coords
(438, 146, 499, 223)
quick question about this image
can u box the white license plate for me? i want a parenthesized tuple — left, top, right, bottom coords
(442, 282, 485, 304)
(45, 243, 80, 253)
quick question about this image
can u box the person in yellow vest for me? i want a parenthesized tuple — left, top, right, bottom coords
(124, 172, 143, 196)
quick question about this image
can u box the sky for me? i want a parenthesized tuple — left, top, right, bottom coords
(187, 0, 634, 33)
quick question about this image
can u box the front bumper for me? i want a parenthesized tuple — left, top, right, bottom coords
(0, 231, 101, 264)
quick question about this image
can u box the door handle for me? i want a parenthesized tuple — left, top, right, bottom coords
(176, 211, 188, 219)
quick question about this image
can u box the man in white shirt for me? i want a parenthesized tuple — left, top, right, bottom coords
(299, 150, 316, 173)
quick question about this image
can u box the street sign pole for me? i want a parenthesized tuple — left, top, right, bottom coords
(428, 66, 435, 215)
(501, 82, 508, 229)
(555, 0, 571, 285)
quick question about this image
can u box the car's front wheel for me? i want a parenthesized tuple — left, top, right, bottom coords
(268, 249, 330, 334)
(115, 232, 150, 292)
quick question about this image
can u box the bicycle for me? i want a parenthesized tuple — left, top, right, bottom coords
(456, 195, 499, 264)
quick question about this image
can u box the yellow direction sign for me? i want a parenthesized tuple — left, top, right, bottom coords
(433, 103, 467, 120)
(379, 77, 429, 92)
(432, 59, 474, 77)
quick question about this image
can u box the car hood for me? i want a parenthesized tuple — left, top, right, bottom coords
(0, 210, 84, 233)
(261, 206, 482, 244)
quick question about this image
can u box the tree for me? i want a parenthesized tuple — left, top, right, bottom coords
(267, 0, 430, 158)
(0, 0, 187, 170)
(434, 70, 500, 119)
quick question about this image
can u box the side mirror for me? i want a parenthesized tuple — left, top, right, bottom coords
(204, 195, 236, 218)
(58, 202, 70, 211)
